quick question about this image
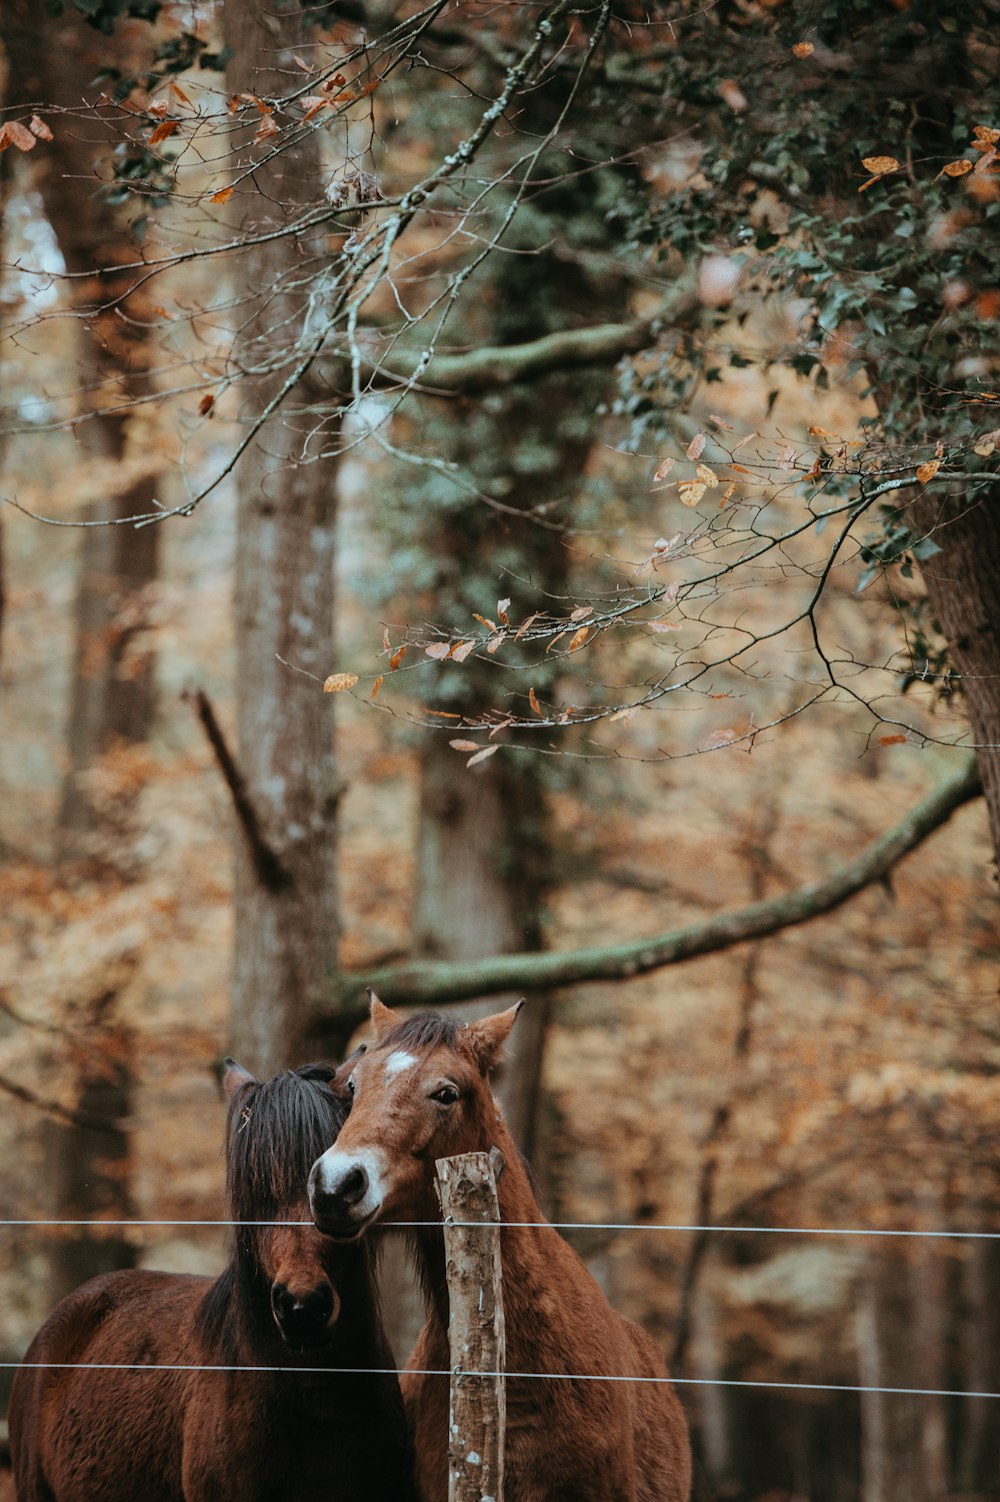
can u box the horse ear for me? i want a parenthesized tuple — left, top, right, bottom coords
(368, 988, 396, 1040)
(223, 1058, 257, 1100)
(463, 1001, 525, 1073)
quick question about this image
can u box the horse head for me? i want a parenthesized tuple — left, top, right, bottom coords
(224, 1060, 354, 1351)
(307, 994, 523, 1240)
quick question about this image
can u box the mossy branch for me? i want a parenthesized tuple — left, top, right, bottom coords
(316, 756, 981, 1038)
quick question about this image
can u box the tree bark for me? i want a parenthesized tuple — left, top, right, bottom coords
(224, 0, 339, 1075)
(913, 483, 1000, 880)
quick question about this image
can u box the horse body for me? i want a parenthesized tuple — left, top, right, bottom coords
(10, 1064, 413, 1502)
(309, 1000, 691, 1502)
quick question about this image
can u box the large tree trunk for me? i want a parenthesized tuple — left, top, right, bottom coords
(0, 5, 162, 862)
(913, 486, 1000, 877)
(224, 0, 339, 1076)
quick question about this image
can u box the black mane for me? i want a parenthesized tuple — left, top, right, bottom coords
(376, 1012, 463, 1054)
(225, 1063, 346, 1222)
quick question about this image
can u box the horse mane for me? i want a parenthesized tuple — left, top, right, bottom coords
(199, 1064, 350, 1354)
(376, 1012, 463, 1054)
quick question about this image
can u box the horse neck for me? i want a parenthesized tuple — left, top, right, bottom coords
(413, 1110, 554, 1337)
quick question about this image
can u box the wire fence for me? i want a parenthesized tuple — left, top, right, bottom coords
(3, 1214, 1000, 1400)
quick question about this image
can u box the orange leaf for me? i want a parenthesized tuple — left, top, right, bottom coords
(449, 739, 481, 752)
(695, 463, 719, 487)
(791, 41, 814, 58)
(529, 686, 543, 716)
(426, 709, 461, 718)
(370, 675, 383, 700)
(254, 114, 279, 144)
(450, 639, 476, 663)
(29, 114, 53, 142)
(653, 457, 675, 482)
(323, 671, 358, 693)
(148, 120, 180, 145)
(170, 81, 193, 106)
(686, 432, 707, 461)
(972, 125, 1000, 147)
(198, 393, 215, 416)
(472, 613, 497, 631)
(568, 624, 591, 651)
(916, 459, 940, 485)
(941, 159, 973, 177)
(211, 185, 234, 204)
(807, 424, 837, 437)
(879, 734, 907, 746)
(466, 745, 499, 768)
(389, 645, 407, 671)
(514, 612, 542, 641)
(719, 481, 737, 506)
(0, 120, 37, 152)
(497, 598, 510, 625)
(546, 630, 568, 653)
(861, 155, 901, 175)
(974, 147, 998, 175)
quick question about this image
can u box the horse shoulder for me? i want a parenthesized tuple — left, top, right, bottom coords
(619, 1316, 692, 1502)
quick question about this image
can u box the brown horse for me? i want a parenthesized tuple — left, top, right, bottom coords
(10, 1061, 413, 1502)
(309, 996, 692, 1502)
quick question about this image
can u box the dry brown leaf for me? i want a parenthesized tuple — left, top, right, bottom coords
(467, 745, 499, 768)
(170, 82, 193, 106)
(653, 457, 675, 482)
(514, 612, 542, 641)
(426, 709, 461, 718)
(0, 120, 38, 152)
(528, 686, 543, 716)
(678, 481, 707, 507)
(973, 125, 1000, 147)
(211, 185, 234, 204)
(389, 644, 407, 671)
(424, 642, 451, 659)
(709, 414, 735, 431)
(649, 621, 682, 633)
(718, 78, 748, 112)
(916, 459, 941, 485)
(941, 159, 973, 178)
(776, 444, 797, 471)
(719, 482, 738, 507)
(686, 432, 707, 461)
(861, 155, 901, 175)
(973, 147, 997, 175)
(485, 631, 506, 655)
(546, 630, 568, 654)
(704, 727, 739, 749)
(254, 114, 279, 144)
(29, 115, 53, 142)
(147, 100, 170, 117)
(450, 639, 476, 663)
(449, 739, 481, 752)
(370, 675, 383, 700)
(472, 612, 497, 631)
(807, 424, 838, 438)
(568, 624, 590, 651)
(609, 704, 641, 725)
(323, 671, 358, 693)
(198, 393, 215, 417)
(148, 120, 180, 145)
(879, 734, 908, 746)
(695, 463, 719, 487)
(570, 606, 593, 621)
(497, 598, 511, 624)
(792, 41, 814, 58)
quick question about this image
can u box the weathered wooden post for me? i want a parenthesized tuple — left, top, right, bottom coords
(435, 1149, 506, 1502)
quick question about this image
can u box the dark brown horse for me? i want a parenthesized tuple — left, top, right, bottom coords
(309, 996, 692, 1502)
(10, 1061, 413, 1502)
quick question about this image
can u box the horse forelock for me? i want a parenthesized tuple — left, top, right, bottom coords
(225, 1064, 346, 1221)
(374, 1011, 464, 1057)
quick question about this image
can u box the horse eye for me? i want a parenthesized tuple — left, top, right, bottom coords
(431, 1085, 459, 1106)
(347, 1076, 356, 1096)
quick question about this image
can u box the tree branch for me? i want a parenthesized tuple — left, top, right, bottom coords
(318, 756, 980, 1029)
(328, 278, 698, 398)
(184, 688, 292, 893)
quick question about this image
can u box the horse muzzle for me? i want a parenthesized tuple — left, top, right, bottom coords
(270, 1279, 339, 1350)
(308, 1148, 384, 1240)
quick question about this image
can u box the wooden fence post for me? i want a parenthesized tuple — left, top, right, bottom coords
(436, 1150, 506, 1502)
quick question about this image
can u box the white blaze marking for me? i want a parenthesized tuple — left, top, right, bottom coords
(384, 1050, 419, 1076)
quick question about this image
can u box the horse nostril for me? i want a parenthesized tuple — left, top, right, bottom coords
(271, 1282, 293, 1321)
(271, 1280, 336, 1348)
(339, 1166, 368, 1207)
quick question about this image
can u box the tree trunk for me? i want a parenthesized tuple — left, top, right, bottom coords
(913, 484, 1000, 878)
(0, 4, 162, 861)
(224, 0, 339, 1076)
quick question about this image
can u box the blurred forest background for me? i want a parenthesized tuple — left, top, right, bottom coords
(1, 0, 999, 1498)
